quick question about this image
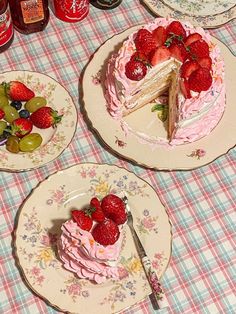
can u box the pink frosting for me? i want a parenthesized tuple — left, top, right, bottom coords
(105, 18, 225, 147)
(58, 219, 123, 283)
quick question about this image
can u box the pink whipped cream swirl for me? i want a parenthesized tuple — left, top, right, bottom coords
(58, 219, 124, 284)
(105, 17, 225, 147)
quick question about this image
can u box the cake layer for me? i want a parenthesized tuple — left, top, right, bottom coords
(105, 18, 225, 147)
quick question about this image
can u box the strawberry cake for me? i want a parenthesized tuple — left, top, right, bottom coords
(58, 194, 127, 284)
(105, 18, 225, 146)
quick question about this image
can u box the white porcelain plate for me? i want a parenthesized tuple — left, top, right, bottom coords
(0, 71, 77, 172)
(15, 163, 172, 314)
(82, 26, 236, 170)
(142, 0, 236, 28)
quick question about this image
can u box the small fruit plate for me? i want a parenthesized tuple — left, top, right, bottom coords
(0, 70, 77, 172)
(14, 163, 172, 314)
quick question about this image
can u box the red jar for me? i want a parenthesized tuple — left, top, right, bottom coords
(51, 0, 89, 23)
(8, 0, 49, 34)
(0, 0, 14, 53)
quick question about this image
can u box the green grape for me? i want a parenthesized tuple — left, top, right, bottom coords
(0, 121, 7, 135)
(6, 135, 20, 153)
(0, 95, 9, 108)
(0, 85, 6, 96)
(19, 133, 43, 152)
(25, 96, 47, 113)
(3, 105, 20, 123)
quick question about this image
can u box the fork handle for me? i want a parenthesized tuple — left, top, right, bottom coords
(130, 227, 169, 309)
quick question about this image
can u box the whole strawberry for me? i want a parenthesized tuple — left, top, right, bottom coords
(10, 118, 33, 138)
(125, 60, 147, 81)
(30, 106, 63, 129)
(71, 209, 93, 231)
(130, 51, 150, 65)
(89, 197, 105, 222)
(101, 194, 127, 225)
(0, 108, 5, 120)
(92, 218, 120, 246)
(2, 81, 35, 101)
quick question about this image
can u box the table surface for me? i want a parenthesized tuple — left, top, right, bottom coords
(0, 1, 235, 314)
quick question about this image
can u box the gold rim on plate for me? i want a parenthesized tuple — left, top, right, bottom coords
(14, 162, 172, 314)
(142, 0, 236, 29)
(0, 70, 77, 172)
(82, 26, 236, 171)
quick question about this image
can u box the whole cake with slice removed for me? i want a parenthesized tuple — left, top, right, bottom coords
(105, 18, 225, 146)
(57, 194, 127, 284)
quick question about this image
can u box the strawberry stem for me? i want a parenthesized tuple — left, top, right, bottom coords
(52, 110, 63, 126)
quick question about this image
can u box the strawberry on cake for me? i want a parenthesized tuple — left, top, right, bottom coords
(58, 194, 127, 284)
(105, 18, 225, 146)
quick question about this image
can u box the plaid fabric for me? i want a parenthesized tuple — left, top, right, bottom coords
(0, 2, 235, 313)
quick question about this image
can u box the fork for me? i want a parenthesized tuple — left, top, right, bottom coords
(123, 195, 169, 310)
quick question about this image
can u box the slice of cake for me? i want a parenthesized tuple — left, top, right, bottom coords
(58, 195, 127, 284)
(105, 18, 225, 146)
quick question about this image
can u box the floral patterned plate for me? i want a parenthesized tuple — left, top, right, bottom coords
(82, 27, 236, 170)
(0, 71, 77, 172)
(142, 0, 236, 28)
(14, 163, 172, 314)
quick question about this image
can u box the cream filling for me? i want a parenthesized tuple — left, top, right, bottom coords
(177, 87, 222, 128)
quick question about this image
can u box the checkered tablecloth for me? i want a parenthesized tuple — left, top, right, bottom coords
(0, 1, 235, 314)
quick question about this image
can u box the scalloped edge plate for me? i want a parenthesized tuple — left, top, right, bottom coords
(14, 163, 172, 313)
(142, 0, 236, 28)
(0, 70, 77, 172)
(82, 26, 236, 171)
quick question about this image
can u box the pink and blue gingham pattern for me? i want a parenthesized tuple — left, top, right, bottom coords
(0, 1, 235, 313)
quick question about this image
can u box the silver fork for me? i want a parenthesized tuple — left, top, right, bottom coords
(123, 195, 169, 310)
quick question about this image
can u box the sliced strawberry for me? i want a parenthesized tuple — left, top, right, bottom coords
(134, 29, 157, 55)
(198, 56, 212, 70)
(90, 197, 105, 223)
(184, 33, 202, 47)
(71, 209, 93, 231)
(188, 67, 212, 92)
(151, 46, 171, 66)
(189, 39, 209, 60)
(180, 60, 200, 79)
(180, 79, 191, 99)
(166, 21, 186, 40)
(169, 43, 185, 62)
(125, 60, 147, 81)
(152, 26, 167, 47)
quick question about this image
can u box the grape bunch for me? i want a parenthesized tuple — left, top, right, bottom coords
(0, 80, 62, 153)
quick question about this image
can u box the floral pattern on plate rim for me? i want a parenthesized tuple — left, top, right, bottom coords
(147, 0, 236, 28)
(0, 71, 76, 170)
(16, 164, 169, 312)
(160, 0, 235, 16)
